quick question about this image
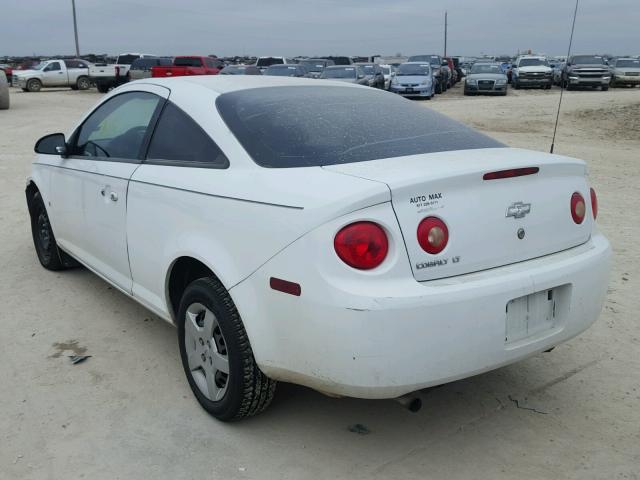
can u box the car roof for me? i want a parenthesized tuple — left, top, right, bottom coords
(134, 75, 362, 94)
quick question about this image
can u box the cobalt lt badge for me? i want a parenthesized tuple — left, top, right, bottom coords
(517, 228, 525, 239)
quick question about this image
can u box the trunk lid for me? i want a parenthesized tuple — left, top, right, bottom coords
(324, 148, 592, 281)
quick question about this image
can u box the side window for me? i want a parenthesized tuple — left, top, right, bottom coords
(45, 62, 61, 72)
(73, 92, 162, 160)
(146, 102, 229, 168)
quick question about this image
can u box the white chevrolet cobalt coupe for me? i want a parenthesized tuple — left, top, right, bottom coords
(27, 76, 611, 421)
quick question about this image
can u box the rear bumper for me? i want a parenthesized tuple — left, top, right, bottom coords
(232, 231, 611, 399)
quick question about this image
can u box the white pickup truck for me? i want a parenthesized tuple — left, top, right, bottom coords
(89, 53, 156, 93)
(12, 59, 92, 92)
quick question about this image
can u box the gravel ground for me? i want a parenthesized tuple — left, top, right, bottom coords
(0, 84, 639, 480)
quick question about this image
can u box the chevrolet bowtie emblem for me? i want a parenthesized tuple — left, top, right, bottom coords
(506, 202, 531, 219)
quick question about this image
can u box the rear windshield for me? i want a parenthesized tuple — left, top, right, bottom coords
(256, 57, 284, 67)
(174, 57, 203, 67)
(216, 86, 503, 168)
(117, 55, 141, 65)
(321, 67, 357, 78)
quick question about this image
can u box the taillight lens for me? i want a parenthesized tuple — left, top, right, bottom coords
(570, 192, 586, 224)
(590, 187, 598, 220)
(417, 217, 449, 254)
(334, 222, 388, 270)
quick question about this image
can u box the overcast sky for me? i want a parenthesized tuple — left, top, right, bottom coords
(2, 0, 638, 57)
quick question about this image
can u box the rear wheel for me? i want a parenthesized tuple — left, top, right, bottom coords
(178, 277, 276, 421)
(76, 76, 91, 90)
(96, 82, 110, 93)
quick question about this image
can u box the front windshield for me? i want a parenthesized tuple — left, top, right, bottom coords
(256, 57, 283, 67)
(571, 55, 605, 65)
(518, 58, 548, 67)
(615, 59, 640, 68)
(381, 67, 391, 74)
(321, 67, 356, 79)
(471, 64, 502, 74)
(361, 65, 375, 74)
(397, 63, 430, 76)
(265, 66, 298, 76)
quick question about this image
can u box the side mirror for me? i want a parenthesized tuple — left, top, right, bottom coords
(35, 133, 67, 156)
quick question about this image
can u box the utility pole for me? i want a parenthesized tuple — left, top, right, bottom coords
(71, 0, 80, 57)
(444, 11, 448, 57)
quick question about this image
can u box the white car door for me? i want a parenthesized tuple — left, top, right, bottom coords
(46, 86, 168, 292)
(41, 61, 66, 86)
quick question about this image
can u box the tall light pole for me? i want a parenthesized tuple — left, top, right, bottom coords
(443, 11, 448, 57)
(71, 0, 80, 57)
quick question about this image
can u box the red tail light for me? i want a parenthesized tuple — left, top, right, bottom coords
(570, 192, 586, 224)
(334, 222, 388, 270)
(590, 187, 598, 220)
(417, 217, 449, 254)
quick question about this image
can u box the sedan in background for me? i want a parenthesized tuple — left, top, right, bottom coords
(27, 76, 610, 421)
(355, 63, 385, 89)
(264, 64, 309, 77)
(464, 63, 508, 95)
(320, 65, 369, 85)
(390, 62, 435, 98)
(219, 65, 262, 75)
(298, 58, 334, 78)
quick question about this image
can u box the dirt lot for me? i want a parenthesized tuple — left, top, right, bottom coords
(1, 84, 638, 479)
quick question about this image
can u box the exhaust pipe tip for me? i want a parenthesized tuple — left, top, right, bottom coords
(394, 395, 422, 412)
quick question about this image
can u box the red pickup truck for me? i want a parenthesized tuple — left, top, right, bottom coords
(151, 56, 221, 78)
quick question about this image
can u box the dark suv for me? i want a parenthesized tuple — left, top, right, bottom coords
(562, 55, 611, 91)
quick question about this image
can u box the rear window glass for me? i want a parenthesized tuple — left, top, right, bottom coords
(216, 86, 503, 168)
(174, 57, 203, 67)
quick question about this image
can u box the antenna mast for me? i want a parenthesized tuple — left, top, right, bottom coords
(550, 0, 579, 154)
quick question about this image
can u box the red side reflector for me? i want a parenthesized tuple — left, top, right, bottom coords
(270, 277, 301, 296)
(483, 167, 539, 181)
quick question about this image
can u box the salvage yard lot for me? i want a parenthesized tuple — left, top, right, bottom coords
(1, 84, 638, 479)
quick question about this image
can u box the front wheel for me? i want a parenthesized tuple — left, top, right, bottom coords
(26, 78, 42, 92)
(178, 277, 276, 421)
(29, 191, 77, 270)
(601, 85, 609, 91)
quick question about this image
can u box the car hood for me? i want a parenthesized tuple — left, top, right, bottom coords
(614, 67, 640, 74)
(13, 69, 38, 77)
(394, 75, 431, 83)
(517, 66, 552, 73)
(328, 78, 358, 83)
(466, 73, 506, 80)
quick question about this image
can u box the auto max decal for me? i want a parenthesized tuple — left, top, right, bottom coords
(409, 192, 443, 212)
(416, 256, 460, 270)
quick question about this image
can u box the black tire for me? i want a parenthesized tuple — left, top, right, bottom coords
(601, 85, 609, 91)
(96, 82, 110, 93)
(435, 81, 442, 94)
(76, 76, 91, 90)
(28, 191, 77, 270)
(513, 80, 520, 89)
(178, 277, 276, 421)
(26, 78, 42, 92)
